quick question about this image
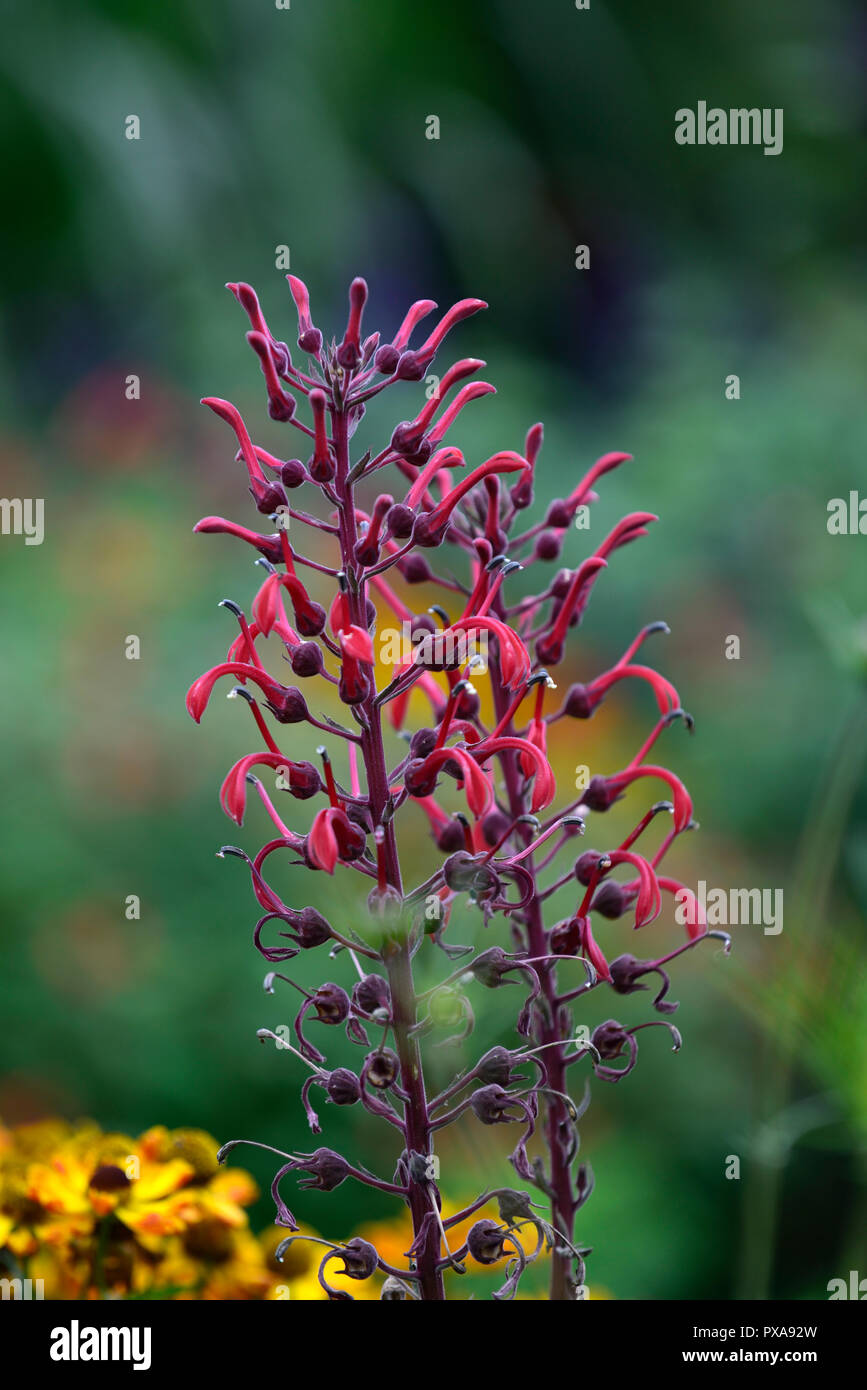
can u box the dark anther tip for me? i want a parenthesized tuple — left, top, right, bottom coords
(218, 599, 243, 616)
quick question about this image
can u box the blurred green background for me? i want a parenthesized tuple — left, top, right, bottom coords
(1, 0, 865, 1298)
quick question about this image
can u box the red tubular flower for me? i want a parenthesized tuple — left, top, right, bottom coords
(426, 381, 496, 446)
(597, 766, 693, 834)
(420, 452, 528, 539)
(605, 851, 661, 928)
(220, 752, 321, 825)
(253, 570, 326, 638)
(447, 615, 531, 692)
(405, 446, 465, 511)
(186, 661, 288, 723)
(594, 511, 658, 561)
(246, 330, 296, 422)
(473, 735, 556, 813)
(307, 807, 365, 874)
(337, 276, 368, 370)
(193, 516, 282, 564)
(564, 452, 632, 516)
(201, 397, 267, 486)
(286, 274, 323, 354)
(536, 556, 608, 665)
(396, 358, 486, 445)
(338, 624, 375, 704)
(308, 389, 334, 482)
(657, 876, 707, 940)
(407, 746, 492, 818)
(190, 270, 712, 1304)
(585, 663, 680, 717)
(580, 916, 612, 982)
(416, 298, 488, 358)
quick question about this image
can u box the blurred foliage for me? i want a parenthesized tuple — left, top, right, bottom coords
(0, 0, 865, 1298)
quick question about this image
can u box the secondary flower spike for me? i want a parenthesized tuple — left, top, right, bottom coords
(188, 271, 719, 1302)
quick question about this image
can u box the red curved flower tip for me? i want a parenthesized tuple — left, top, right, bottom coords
(193, 516, 282, 564)
(405, 446, 465, 511)
(579, 916, 612, 982)
(594, 511, 658, 561)
(391, 298, 438, 352)
(338, 625, 374, 665)
(416, 746, 492, 818)
(448, 615, 531, 692)
(607, 766, 693, 834)
(588, 663, 680, 716)
(403, 358, 486, 436)
(286, 274, 323, 355)
(253, 571, 325, 639)
(426, 381, 496, 447)
(186, 661, 285, 723)
(417, 298, 488, 358)
(658, 876, 708, 941)
(566, 452, 632, 513)
(220, 753, 320, 825)
(424, 452, 528, 533)
(473, 735, 556, 813)
(606, 850, 661, 929)
(201, 397, 267, 486)
(535, 556, 608, 666)
(226, 281, 290, 370)
(307, 807, 362, 875)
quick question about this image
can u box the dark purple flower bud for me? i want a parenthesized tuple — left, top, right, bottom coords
(581, 775, 620, 813)
(290, 1148, 350, 1191)
(325, 1068, 362, 1106)
(533, 530, 562, 562)
(591, 880, 627, 919)
(363, 1047, 400, 1089)
(409, 727, 437, 759)
(287, 907, 333, 949)
(434, 817, 466, 853)
(549, 915, 582, 955)
(352, 974, 391, 1017)
(299, 326, 323, 355)
(467, 1219, 509, 1265)
(564, 683, 594, 718)
(345, 803, 373, 834)
(470, 1084, 520, 1125)
(265, 685, 310, 724)
(397, 554, 433, 583)
(385, 503, 415, 539)
(404, 757, 438, 799)
(250, 477, 288, 516)
(396, 350, 430, 381)
(312, 983, 351, 1024)
(282, 760, 322, 799)
(443, 851, 500, 898)
(474, 1045, 514, 1087)
(280, 459, 307, 489)
(481, 809, 511, 847)
(374, 344, 400, 374)
(551, 568, 572, 599)
(591, 1019, 630, 1060)
(338, 1237, 378, 1280)
(575, 849, 604, 885)
(608, 954, 644, 991)
(545, 499, 571, 528)
(291, 641, 325, 677)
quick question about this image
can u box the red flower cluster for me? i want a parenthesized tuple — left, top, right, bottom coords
(187, 273, 726, 1301)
